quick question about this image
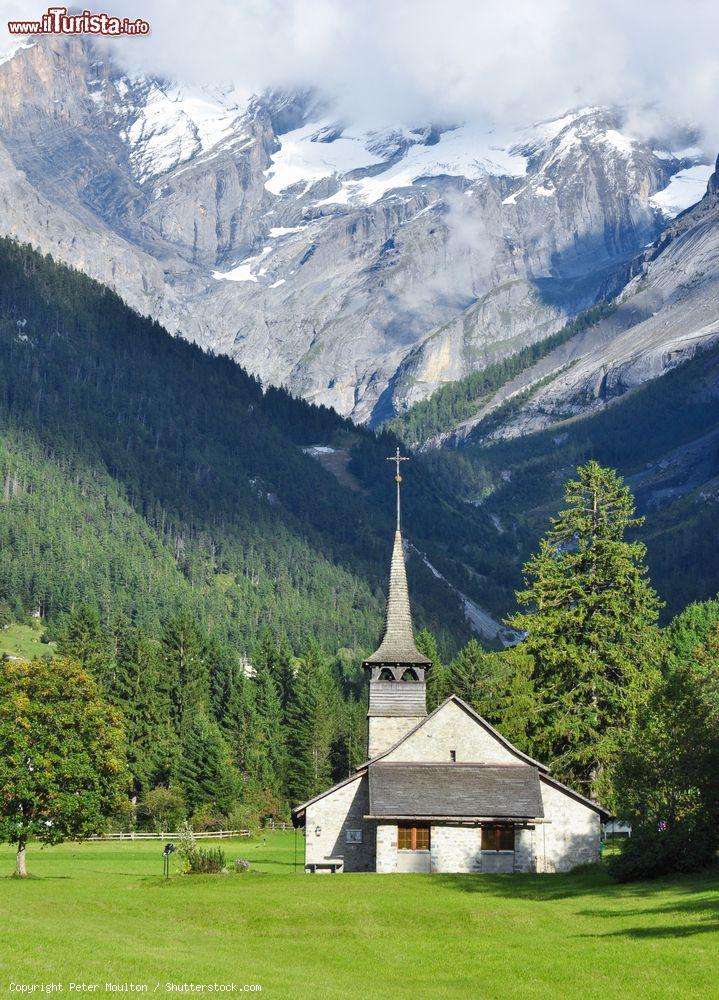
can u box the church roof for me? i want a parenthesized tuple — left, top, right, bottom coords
(364, 529, 430, 666)
(368, 762, 545, 819)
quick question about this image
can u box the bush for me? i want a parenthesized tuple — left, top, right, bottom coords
(175, 821, 197, 872)
(185, 847, 226, 874)
(233, 858, 250, 874)
(188, 803, 228, 832)
(609, 818, 718, 882)
(138, 786, 186, 833)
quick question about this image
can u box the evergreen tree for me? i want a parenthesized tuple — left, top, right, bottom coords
(56, 604, 114, 690)
(508, 461, 664, 799)
(416, 627, 447, 710)
(162, 611, 210, 727)
(206, 636, 238, 722)
(273, 633, 296, 720)
(174, 713, 237, 817)
(285, 642, 336, 803)
(448, 641, 537, 753)
(109, 628, 177, 796)
(252, 658, 287, 796)
(616, 605, 719, 829)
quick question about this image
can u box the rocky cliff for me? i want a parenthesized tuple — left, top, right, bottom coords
(0, 37, 711, 423)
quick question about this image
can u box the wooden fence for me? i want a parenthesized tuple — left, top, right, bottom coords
(90, 829, 251, 841)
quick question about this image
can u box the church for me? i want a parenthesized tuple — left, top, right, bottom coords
(292, 451, 610, 874)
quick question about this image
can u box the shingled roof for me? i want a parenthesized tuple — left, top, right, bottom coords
(368, 763, 545, 819)
(364, 530, 430, 666)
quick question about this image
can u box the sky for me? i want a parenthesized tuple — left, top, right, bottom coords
(1, 0, 718, 152)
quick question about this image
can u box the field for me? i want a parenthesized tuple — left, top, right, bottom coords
(0, 622, 55, 661)
(1, 832, 717, 999)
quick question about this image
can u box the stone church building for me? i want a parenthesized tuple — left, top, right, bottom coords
(292, 453, 609, 874)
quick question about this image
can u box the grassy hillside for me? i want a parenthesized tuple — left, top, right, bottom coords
(0, 238, 478, 659)
(2, 835, 716, 999)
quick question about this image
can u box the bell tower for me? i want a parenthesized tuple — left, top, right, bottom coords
(363, 448, 430, 758)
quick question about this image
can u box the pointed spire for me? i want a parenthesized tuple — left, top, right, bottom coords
(364, 450, 430, 666)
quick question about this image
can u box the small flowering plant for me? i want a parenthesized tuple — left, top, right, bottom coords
(234, 858, 250, 874)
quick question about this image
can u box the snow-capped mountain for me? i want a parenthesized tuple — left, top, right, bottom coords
(0, 36, 713, 423)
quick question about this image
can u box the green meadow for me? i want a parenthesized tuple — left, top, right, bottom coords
(1, 832, 717, 1000)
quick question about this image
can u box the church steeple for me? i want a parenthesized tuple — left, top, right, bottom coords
(363, 449, 429, 757)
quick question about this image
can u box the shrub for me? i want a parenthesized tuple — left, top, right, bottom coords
(138, 786, 186, 833)
(175, 821, 197, 872)
(186, 847, 226, 874)
(233, 858, 250, 874)
(189, 803, 228, 832)
(609, 818, 718, 882)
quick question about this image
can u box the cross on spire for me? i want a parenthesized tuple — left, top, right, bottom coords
(387, 446, 409, 530)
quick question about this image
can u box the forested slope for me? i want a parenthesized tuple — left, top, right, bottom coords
(0, 238, 473, 658)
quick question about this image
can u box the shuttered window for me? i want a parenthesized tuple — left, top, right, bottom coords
(397, 824, 431, 850)
(481, 824, 515, 851)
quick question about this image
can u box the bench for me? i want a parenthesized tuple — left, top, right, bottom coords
(305, 859, 344, 874)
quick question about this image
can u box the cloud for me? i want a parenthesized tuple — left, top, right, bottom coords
(2, 0, 718, 152)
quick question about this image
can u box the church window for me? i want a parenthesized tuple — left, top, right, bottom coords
(345, 829, 363, 844)
(397, 824, 430, 850)
(379, 668, 395, 681)
(450, 750, 457, 762)
(481, 824, 515, 851)
(400, 668, 418, 682)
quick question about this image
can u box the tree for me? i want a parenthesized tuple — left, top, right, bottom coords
(0, 656, 129, 876)
(508, 461, 663, 800)
(108, 628, 177, 796)
(285, 642, 337, 803)
(138, 785, 186, 833)
(614, 606, 719, 845)
(174, 713, 237, 817)
(56, 604, 114, 689)
(448, 641, 537, 753)
(162, 612, 210, 727)
(416, 628, 447, 710)
(252, 658, 287, 796)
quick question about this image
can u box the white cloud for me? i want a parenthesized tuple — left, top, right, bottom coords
(1, 0, 718, 152)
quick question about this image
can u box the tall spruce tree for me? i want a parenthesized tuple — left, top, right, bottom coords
(56, 604, 114, 690)
(508, 461, 663, 799)
(416, 628, 447, 710)
(109, 628, 177, 796)
(174, 713, 237, 817)
(285, 641, 336, 803)
(162, 611, 210, 727)
(448, 642, 538, 754)
(252, 657, 287, 796)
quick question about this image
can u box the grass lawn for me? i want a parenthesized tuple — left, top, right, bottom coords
(1, 832, 717, 999)
(0, 622, 55, 661)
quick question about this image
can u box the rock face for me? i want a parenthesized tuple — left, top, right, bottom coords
(449, 158, 719, 444)
(0, 37, 711, 423)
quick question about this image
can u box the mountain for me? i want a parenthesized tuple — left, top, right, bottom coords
(0, 236, 498, 662)
(379, 157, 719, 620)
(388, 154, 719, 448)
(0, 36, 711, 425)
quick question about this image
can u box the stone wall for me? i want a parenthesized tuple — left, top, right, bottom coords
(374, 823, 539, 874)
(537, 778, 602, 872)
(368, 715, 426, 758)
(376, 823, 398, 873)
(430, 825, 482, 873)
(382, 700, 524, 764)
(304, 774, 375, 872)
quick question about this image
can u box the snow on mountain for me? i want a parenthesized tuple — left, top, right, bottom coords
(0, 36, 715, 427)
(650, 163, 715, 218)
(119, 79, 252, 183)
